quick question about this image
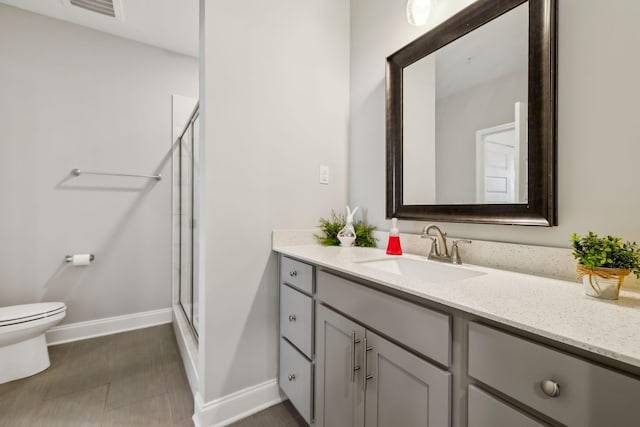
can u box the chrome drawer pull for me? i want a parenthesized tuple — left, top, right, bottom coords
(288, 374, 296, 381)
(540, 379, 560, 397)
(363, 337, 373, 392)
(289, 270, 298, 277)
(288, 314, 297, 322)
(350, 331, 361, 382)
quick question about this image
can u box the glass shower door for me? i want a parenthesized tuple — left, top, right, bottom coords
(178, 110, 199, 335)
(191, 114, 200, 333)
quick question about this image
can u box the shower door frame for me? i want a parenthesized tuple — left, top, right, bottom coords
(178, 106, 200, 338)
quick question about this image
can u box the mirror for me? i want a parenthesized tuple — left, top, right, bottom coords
(387, 0, 556, 225)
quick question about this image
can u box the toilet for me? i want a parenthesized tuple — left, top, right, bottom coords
(0, 302, 66, 384)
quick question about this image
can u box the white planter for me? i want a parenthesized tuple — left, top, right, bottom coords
(580, 267, 629, 300)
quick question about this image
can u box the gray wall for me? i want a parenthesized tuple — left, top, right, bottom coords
(350, 0, 640, 247)
(200, 0, 349, 403)
(0, 5, 198, 324)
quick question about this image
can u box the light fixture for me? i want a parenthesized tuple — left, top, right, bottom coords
(406, 0, 432, 26)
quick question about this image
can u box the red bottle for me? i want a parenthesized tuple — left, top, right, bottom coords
(386, 218, 403, 255)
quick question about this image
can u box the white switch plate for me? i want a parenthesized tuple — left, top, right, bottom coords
(319, 165, 329, 184)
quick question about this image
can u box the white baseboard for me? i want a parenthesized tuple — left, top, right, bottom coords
(193, 379, 286, 427)
(172, 306, 199, 395)
(46, 307, 173, 345)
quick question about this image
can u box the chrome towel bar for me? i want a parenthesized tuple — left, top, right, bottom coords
(65, 254, 95, 262)
(71, 168, 162, 181)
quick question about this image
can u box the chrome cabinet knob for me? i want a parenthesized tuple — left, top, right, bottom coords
(288, 374, 296, 381)
(289, 270, 298, 277)
(540, 379, 560, 397)
(288, 314, 297, 322)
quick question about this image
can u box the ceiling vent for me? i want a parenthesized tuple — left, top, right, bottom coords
(69, 0, 117, 18)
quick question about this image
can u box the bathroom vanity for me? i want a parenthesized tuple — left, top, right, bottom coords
(275, 245, 640, 427)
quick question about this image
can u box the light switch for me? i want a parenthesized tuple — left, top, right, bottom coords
(319, 165, 329, 185)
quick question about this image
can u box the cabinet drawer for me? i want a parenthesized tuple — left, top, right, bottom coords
(280, 283, 313, 358)
(468, 385, 547, 427)
(281, 256, 314, 294)
(468, 322, 640, 426)
(317, 270, 451, 366)
(279, 338, 313, 425)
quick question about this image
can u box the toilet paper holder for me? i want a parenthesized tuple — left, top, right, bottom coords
(65, 254, 95, 263)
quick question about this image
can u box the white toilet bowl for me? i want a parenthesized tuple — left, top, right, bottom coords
(0, 302, 66, 384)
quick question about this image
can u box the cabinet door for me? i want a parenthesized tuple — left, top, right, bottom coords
(364, 330, 451, 427)
(316, 304, 365, 427)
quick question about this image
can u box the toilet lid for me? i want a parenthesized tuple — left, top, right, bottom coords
(0, 302, 66, 327)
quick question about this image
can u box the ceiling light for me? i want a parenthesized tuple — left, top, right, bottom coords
(406, 0, 432, 26)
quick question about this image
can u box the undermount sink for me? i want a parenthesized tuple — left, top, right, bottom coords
(357, 257, 486, 284)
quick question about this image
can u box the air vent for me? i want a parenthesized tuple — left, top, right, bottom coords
(70, 0, 116, 17)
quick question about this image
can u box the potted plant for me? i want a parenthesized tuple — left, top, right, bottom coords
(315, 209, 377, 248)
(571, 232, 640, 300)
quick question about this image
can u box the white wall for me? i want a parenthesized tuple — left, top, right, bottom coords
(199, 0, 349, 405)
(436, 69, 527, 203)
(350, 0, 640, 247)
(0, 4, 198, 324)
(403, 55, 436, 205)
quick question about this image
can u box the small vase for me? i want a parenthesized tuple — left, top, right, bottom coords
(577, 265, 630, 300)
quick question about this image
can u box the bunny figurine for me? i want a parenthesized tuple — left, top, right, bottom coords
(337, 205, 358, 247)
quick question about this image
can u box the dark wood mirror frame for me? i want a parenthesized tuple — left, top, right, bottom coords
(386, 0, 557, 226)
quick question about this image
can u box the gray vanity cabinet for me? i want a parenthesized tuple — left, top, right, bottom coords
(279, 256, 315, 425)
(315, 271, 451, 427)
(276, 252, 640, 427)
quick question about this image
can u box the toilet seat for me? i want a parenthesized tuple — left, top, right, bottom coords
(0, 303, 66, 327)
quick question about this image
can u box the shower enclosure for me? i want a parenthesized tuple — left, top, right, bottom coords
(176, 105, 200, 336)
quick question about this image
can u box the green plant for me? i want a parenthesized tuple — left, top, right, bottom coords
(315, 210, 377, 248)
(315, 211, 345, 246)
(354, 221, 377, 248)
(571, 231, 640, 278)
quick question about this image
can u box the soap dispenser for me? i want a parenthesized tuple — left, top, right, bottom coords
(386, 218, 403, 255)
(337, 206, 358, 247)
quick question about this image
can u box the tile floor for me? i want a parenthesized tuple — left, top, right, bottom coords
(0, 324, 308, 427)
(227, 400, 307, 427)
(0, 324, 193, 427)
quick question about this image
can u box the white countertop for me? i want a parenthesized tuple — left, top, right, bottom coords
(273, 244, 640, 369)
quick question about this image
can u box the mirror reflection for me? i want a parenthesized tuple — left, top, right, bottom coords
(402, 3, 528, 205)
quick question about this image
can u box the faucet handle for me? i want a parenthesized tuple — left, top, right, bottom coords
(452, 239, 472, 244)
(422, 235, 438, 258)
(450, 239, 471, 264)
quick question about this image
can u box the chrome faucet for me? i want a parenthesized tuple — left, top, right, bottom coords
(421, 225, 471, 264)
(422, 225, 449, 258)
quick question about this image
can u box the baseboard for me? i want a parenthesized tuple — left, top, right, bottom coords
(172, 306, 199, 395)
(193, 379, 286, 427)
(46, 307, 173, 345)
